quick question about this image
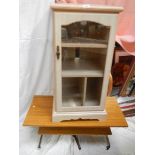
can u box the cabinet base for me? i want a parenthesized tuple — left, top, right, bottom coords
(52, 110, 107, 122)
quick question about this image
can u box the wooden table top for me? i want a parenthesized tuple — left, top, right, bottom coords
(23, 96, 128, 128)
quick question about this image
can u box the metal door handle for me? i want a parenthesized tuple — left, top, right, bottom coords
(56, 46, 60, 59)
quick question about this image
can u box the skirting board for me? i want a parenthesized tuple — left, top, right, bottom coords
(52, 110, 107, 122)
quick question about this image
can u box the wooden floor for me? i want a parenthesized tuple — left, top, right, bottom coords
(23, 96, 128, 128)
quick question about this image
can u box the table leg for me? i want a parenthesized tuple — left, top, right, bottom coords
(38, 135, 43, 149)
(37, 134, 110, 150)
(72, 135, 81, 150)
(105, 135, 110, 150)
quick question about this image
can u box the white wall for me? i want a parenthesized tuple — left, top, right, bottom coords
(19, 0, 55, 118)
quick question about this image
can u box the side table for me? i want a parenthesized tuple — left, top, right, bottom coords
(23, 96, 128, 150)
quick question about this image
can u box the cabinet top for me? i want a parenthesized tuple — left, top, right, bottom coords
(51, 3, 123, 14)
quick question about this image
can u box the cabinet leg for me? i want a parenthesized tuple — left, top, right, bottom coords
(38, 135, 43, 149)
(72, 135, 81, 150)
(105, 135, 110, 150)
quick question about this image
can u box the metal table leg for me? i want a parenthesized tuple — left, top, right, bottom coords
(105, 135, 110, 150)
(38, 135, 43, 149)
(37, 134, 110, 150)
(72, 135, 81, 150)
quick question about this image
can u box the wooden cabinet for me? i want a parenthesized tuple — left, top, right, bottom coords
(51, 4, 123, 122)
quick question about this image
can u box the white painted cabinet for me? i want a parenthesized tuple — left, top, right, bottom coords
(51, 4, 123, 122)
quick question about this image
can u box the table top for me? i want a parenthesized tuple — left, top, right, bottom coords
(51, 4, 123, 14)
(23, 96, 128, 128)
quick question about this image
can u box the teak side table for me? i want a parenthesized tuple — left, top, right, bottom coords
(23, 96, 128, 150)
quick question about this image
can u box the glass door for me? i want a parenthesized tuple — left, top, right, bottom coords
(61, 21, 109, 111)
(54, 12, 116, 112)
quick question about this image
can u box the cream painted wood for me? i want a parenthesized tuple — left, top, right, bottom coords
(100, 16, 117, 110)
(82, 77, 87, 105)
(51, 4, 123, 122)
(56, 12, 117, 27)
(51, 4, 123, 14)
(61, 42, 108, 48)
(52, 110, 107, 122)
(54, 14, 62, 112)
(62, 70, 104, 77)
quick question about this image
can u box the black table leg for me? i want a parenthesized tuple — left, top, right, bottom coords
(37, 134, 110, 150)
(105, 135, 110, 150)
(38, 135, 43, 149)
(72, 135, 81, 150)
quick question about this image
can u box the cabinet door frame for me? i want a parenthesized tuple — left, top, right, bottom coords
(54, 12, 117, 112)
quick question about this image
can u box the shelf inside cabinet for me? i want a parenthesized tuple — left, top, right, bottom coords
(84, 77, 103, 106)
(62, 78, 84, 107)
(62, 77, 103, 108)
(62, 48, 106, 77)
(62, 37, 108, 48)
(62, 58, 104, 77)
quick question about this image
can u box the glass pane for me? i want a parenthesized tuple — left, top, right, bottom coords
(85, 77, 103, 106)
(61, 21, 110, 42)
(62, 77, 84, 107)
(61, 21, 110, 108)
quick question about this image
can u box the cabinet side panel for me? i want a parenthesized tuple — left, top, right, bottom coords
(100, 15, 117, 109)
